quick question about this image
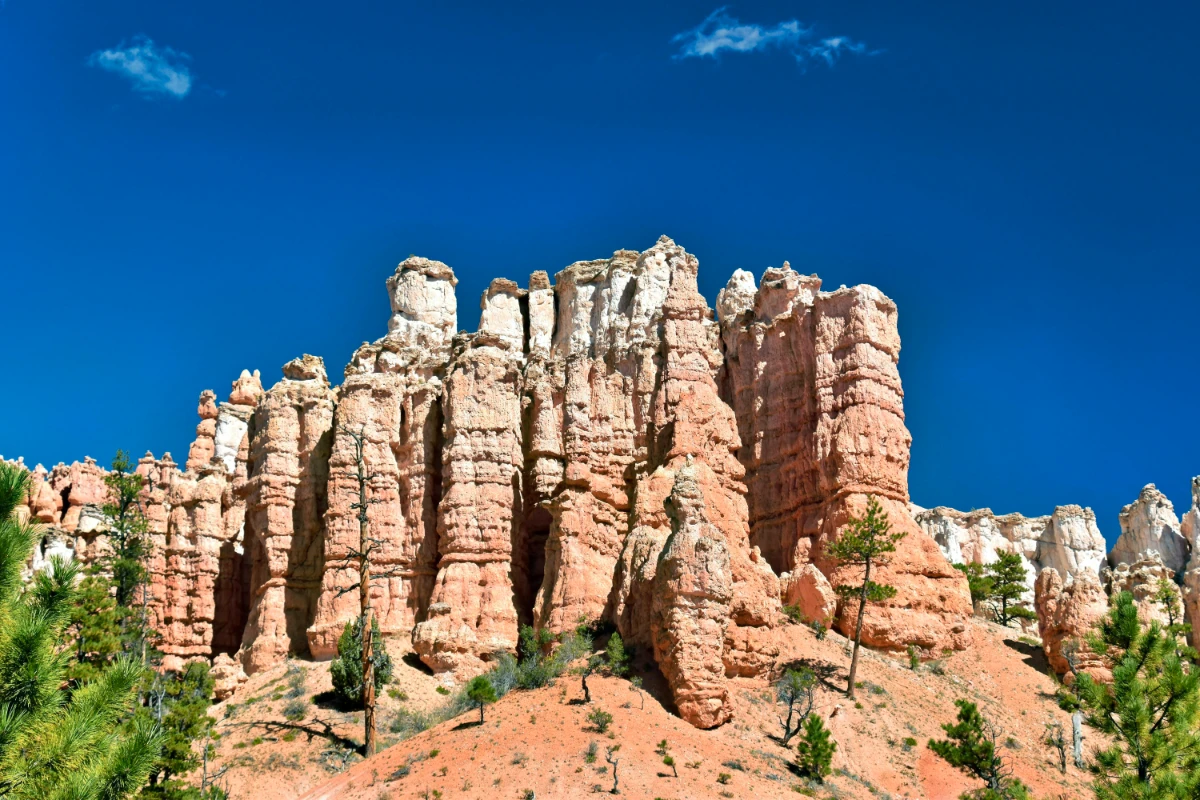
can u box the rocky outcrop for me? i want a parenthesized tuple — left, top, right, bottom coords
(1110, 484, 1189, 574)
(1106, 550, 1176, 624)
(17, 236, 1007, 725)
(308, 257, 456, 658)
(780, 564, 837, 627)
(718, 264, 972, 652)
(240, 355, 336, 674)
(916, 505, 1107, 600)
(1035, 568, 1109, 681)
(650, 461, 733, 729)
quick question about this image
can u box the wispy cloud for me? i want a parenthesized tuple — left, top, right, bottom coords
(673, 7, 874, 69)
(89, 36, 193, 98)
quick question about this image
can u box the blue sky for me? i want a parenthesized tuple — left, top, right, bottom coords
(2, 1, 1197, 546)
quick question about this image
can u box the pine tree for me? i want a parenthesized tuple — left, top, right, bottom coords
(954, 562, 994, 614)
(103, 451, 152, 609)
(795, 713, 836, 782)
(1076, 591, 1200, 799)
(465, 675, 497, 724)
(0, 461, 162, 800)
(67, 567, 125, 684)
(826, 496, 907, 699)
(605, 632, 630, 677)
(330, 615, 393, 708)
(928, 699, 1030, 800)
(139, 662, 219, 799)
(984, 552, 1036, 628)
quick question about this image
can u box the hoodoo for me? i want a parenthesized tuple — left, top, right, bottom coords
(11, 236, 976, 726)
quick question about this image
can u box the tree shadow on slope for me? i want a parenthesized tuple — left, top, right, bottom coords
(1002, 637, 1049, 673)
(777, 657, 846, 693)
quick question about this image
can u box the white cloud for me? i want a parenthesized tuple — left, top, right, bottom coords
(89, 36, 193, 98)
(673, 7, 873, 69)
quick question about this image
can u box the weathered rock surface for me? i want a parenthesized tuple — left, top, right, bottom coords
(1106, 550, 1176, 625)
(18, 236, 1024, 726)
(1035, 567, 1110, 681)
(412, 280, 526, 677)
(1110, 484, 1189, 574)
(916, 505, 1107, 600)
(718, 263, 972, 652)
(780, 564, 837, 627)
(650, 461, 733, 729)
(240, 355, 336, 673)
(308, 257, 456, 658)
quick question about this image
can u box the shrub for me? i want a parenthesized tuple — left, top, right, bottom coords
(329, 615, 393, 708)
(783, 604, 806, 624)
(435, 686, 450, 695)
(808, 620, 828, 640)
(283, 698, 308, 721)
(908, 644, 921, 670)
(717, 772, 732, 784)
(587, 707, 613, 733)
(585, 740, 599, 764)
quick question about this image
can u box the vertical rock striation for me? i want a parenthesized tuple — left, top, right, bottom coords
(412, 279, 527, 676)
(241, 355, 336, 673)
(718, 264, 972, 652)
(308, 257, 456, 658)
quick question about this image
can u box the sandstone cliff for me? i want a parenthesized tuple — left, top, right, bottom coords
(16, 236, 989, 727)
(717, 264, 972, 652)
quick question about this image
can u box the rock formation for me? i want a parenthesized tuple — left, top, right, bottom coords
(309, 257, 456, 658)
(780, 564, 837, 627)
(1034, 568, 1110, 681)
(1105, 550, 1176, 624)
(717, 264, 972, 652)
(649, 460, 733, 728)
(15, 236, 1004, 727)
(1109, 484, 1189, 574)
(916, 505, 1107, 600)
(240, 355, 336, 674)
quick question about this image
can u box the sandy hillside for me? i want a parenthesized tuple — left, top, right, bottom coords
(195, 618, 1095, 800)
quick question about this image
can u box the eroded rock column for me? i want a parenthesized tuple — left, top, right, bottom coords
(309, 257, 456, 658)
(240, 355, 336, 673)
(413, 279, 527, 676)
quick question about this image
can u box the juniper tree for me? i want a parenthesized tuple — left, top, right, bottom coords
(139, 661, 219, 799)
(826, 496, 906, 699)
(329, 615, 393, 708)
(0, 461, 162, 800)
(984, 551, 1036, 628)
(928, 699, 1029, 800)
(1076, 591, 1200, 799)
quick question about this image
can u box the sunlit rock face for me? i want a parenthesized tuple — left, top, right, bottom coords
(1110, 484, 1189, 574)
(916, 505, 1107, 602)
(718, 264, 972, 653)
(17, 236, 1002, 727)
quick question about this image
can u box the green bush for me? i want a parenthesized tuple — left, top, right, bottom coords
(329, 615, 393, 708)
(586, 707, 613, 733)
(795, 714, 836, 783)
